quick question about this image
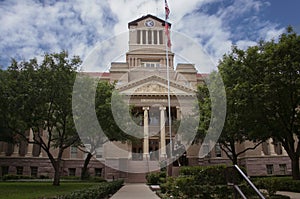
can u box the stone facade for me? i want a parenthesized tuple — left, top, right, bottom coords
(0, 14, 292, 182)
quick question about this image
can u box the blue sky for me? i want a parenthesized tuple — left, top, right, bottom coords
(0, 0, 299, 71)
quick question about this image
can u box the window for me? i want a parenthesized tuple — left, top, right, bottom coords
(1, 166, 9, 176)
(16, 166, 23, 175)
(68, 168, 76, 176)
(141, 62, 160, 68)
(95, 147, 103, 159)
(95, 168, 102, 177)
(137, 30, 141, 44)
(148, 30, 152, 44)
(31, 167, 38, 177)
(275, 142, 283, 155)
(215, 143, 222, 157)
(266, 164, 274, 175)
(159, 30, 163, 44)
(279, 164, 287, 175)
(137, 29, 163, 45)
(262, 142, 270, 155)
(32, 144, 41, 157)
(153, 30, 158, 44)
(142, 30, 146, 44)
(202, 144, 211, 158)
(70, 146, 77, 158)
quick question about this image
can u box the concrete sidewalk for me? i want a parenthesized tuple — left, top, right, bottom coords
(277, 191, 300, 199)
(110, 183, 160, 199)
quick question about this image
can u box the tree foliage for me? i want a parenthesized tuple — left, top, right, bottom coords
(0, 51, 82, 185)
(217, 27, 300, 178)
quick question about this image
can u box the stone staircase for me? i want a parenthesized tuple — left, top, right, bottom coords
(125, 159, 160, 183)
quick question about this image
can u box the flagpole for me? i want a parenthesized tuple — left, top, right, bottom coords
(164, 0, 172, 162)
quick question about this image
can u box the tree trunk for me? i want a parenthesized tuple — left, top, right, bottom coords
(291, 155, 300, 180)
(53, 161, 61, 186)
(232, 155, 238, 165)
(230, 141, 238, 165)
(81, 152, 92, 180)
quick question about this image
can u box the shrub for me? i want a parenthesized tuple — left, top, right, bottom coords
(161, 165, 255, 198)
(2, 174, 35, 181)
(254, 177, 280, 196)
(254, 176, 300, 194)
(56, 180, 123, 199)
(88, 176, 106, 182)
(39, 175, 50, 179)
(146, 172, 166, 185)
(60, 176, 81, 181)
(179, 165, 228, 185)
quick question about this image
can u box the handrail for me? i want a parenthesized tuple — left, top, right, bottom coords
(233, 164, 265, 199)
(233, 184, 247, 199)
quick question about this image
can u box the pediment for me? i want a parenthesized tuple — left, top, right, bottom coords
(128, 14, 171, 28)
(117, 75, 196, 96)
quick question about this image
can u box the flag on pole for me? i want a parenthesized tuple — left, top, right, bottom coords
(164, 0, 171, 48)
(165, 23, 171, 48)
(165, 0, 170, 20)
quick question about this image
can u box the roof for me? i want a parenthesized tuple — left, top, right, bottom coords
(128, 14, 171, 29)
(82, 72, 110, 77)
(197, 73, 209, 78)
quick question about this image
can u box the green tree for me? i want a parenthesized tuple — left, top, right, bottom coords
(194, 70, 264, 165)
(72, 76, 138, 180)
(1, 51, 82, 185)
(247, 27, 300, 179)
(216, 27, 300, 179)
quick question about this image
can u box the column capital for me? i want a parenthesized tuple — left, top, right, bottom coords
(159, 106, 166, 111)
(143, 106, 149, 111)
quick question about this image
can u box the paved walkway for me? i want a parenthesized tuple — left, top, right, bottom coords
(110, 184, 300, 199)
(277, 191, 300, 199)
(110, 183, 160, 199)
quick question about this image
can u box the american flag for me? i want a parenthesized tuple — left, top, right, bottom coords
(165, 0, 170, 20)
(165, 23, 171, 48)
(165, 0, 171, 47)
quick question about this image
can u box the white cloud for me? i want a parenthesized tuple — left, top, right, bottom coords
(0, 0, 285, 70)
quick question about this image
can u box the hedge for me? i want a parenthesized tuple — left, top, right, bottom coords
(179, 165, 228, 185)
(56, 180, 123, 199)
(254, 177, 300, 194)
(146, 172, 166, 185)
(1, 174, 36, 181)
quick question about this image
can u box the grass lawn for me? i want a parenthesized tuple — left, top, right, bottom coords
(0, 181, 98, 199)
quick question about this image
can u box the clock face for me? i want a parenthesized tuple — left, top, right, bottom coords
(145, 20, 154, 27)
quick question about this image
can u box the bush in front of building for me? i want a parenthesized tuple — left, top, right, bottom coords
(1, 174, 36, 181)
(160, 176, 231, 198)
(60, 176, 106, 182)
(56, 180, 123, 199)
(254, 176, 300, 195)
(146, 171, 166, 185)
(159, 165, 262, 198)
(179, 165, 228, 185)
(159, 165, 230, 198)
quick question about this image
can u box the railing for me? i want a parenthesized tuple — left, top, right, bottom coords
(226, 165, 265, 199)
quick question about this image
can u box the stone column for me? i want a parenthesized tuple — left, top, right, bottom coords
(160, 107, 166, 158)
(176, 106, 182, 120)
(12, 144, 19, 157)
(143, 107, 149, 159)
(26, 129, 33, 157)
(268, 138, 277, 155)
(137, 59, 141, 67)
(260, 143, 265, 156)
(0, 141, 5, 156)
(282, 147, 288, 156)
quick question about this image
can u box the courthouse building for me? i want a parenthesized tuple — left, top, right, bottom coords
(0, 14, 292, 182)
